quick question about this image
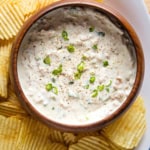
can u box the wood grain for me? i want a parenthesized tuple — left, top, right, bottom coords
(145, 0, 150, 12)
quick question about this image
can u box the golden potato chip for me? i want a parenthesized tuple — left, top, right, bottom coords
(69, 135, 110, 150)
(0, 3, 24, 40)
(0, 40, 13, 99)
(49, 143, 68, 150)
(77, 131, 100, 140)
(49, 129, 64, 143)
(16, 117, 52, 150)
(63, 132, 77, 145)
(0, 115, 22, 150)
(18, 0, 39, 17)
(102, 96, 146, 149)
(0, 84, 27, 117)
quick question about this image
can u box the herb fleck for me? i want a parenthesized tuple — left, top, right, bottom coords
(69, 81, 74, 85)
(97, 84, 105, 92)
(43, 56, 51, 65)
(74, 71, 82, 80)
(62, 30, 69, 41)
(53, 86, 58, 95)
(98, 31, 105, 37)
(89, 26, 95, 32)
(45, 83, 53, 91)
(67, 44, 75, 53)
(92, 44, 98, 50)
(103, 60, 109, 67)
(85, 84, 89, 89)
(91, 89, 98, 98)
(77, 61, 85, 73)
(52, 64, 62, 76)
(89, 76, 96, 84)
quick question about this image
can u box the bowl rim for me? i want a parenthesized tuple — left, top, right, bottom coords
(10, 0, 145, 132)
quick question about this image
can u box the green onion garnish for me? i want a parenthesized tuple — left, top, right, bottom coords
(89, 26, 95, 32)
(103, 60, 109, 67)
(89, 76, 96, 84)
(92, 44, 98, 50)
(67, 44, 75, 53)
(52, 64, 62, 76)
(45, 83, 53, 91)
(91, 89, 98, 98)
(62, 30, 69, 41)
(74, 72, 82, 80)
(43, 56, 51, 65)
(77, 61, 85, 73)
(106, 87, 110, 93)
(85, 84, 89, 89)
(53, 86, 58, 95)
(82, 55, 87, 60)
(97, 85, 105, 92)
(106, 80, 112, 87)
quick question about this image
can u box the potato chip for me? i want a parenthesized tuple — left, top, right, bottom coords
(69, 135, 110, 150)
(0, 84, 27, 117)
(0, 3, 24, 40)
(0, 39, 13, 99)
(77, 131, 100, 140)
(63, 132, 77, 145)
(49, 129, 64, 143)
(49, 143, 68, 150)
(18, 0, 39, 17)
(0, 115, 22, 150)
(102, 96, 146, 149)
(16, 117, 53, 150)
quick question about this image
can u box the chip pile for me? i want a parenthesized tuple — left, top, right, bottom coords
(0, 0, 146, 150)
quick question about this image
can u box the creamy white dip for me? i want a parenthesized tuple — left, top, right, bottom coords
(18, 7, 137, 125)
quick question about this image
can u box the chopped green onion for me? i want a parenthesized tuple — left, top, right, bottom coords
(106, 87, 110, 93)
(53, 86, 58, 95)
(45, 83, 53, 91)
(74, 72, 81, 80)
(62, 30, 69, 41)
(43, 56, 51, 65)
(106, 80, 112, 87)
(89, 26, 95, 32)
(91, 89, 98, 98)
(85, 84, 89, 89)
(98, 31, 105, 37)
(103, 60, 109, 67)
(92, 44, 98, 50)
(97, 85, 105, 92)
(89, 76, 96, 84)
(52, 64, 62, 76)
(77, 61, 85, 73)
(67, 44, 75, 53)
(82, 55, 87, 60)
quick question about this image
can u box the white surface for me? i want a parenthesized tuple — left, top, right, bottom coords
(104, 0, 150, 149)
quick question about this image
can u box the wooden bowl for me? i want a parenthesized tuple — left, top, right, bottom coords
(10, 0, 144, 132)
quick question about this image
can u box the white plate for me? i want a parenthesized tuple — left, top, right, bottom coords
(104, 0, 150, 149)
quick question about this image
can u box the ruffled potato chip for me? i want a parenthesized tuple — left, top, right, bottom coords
(69, 135, 110, 150)
(16, 117, 52, 150)
(0, 3, 24, 40)
(49, 143, 68, 150)
(63, 132, 77, 145)
(0, 39, 13, 99)
(49, 129, 64, 143)
(0, 115, 22, 150)
(102, 96, 146, 149)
